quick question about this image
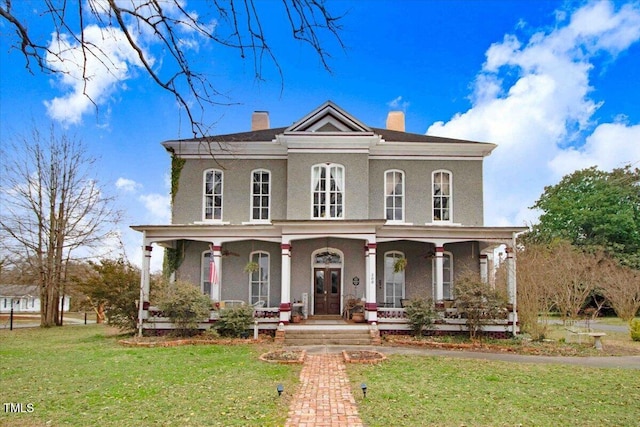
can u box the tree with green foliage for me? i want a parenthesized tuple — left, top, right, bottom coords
(524, 165, 640, 269)
(76, 258, 140, 331)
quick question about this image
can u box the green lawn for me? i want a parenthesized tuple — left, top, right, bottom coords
(349, 356, 640, 426)
(2, 325, 640, 427)
(0, 326, 299, 426)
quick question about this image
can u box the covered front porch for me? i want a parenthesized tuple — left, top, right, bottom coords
(132, 221, 524, 336)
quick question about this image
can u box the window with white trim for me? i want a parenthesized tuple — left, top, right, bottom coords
(201, 251, 213, 297)
(203, 169, 223, 221)
(385, 170, 404, 222)
(251, 169, 271, 221)
(249, 251, 270, 305)
(312, 164, 344, 219)
(432, 170, 452, 222)
(432, 252, 453, 300)
(384, 251, 405, 308)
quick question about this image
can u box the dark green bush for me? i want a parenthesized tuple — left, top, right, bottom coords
(404, 297, 435, 336)
(215, 305, 255, 338)
(158, 281, 210, 336)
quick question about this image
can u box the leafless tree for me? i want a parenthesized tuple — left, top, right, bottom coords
(0, 0, 344, 137)
(599, 258, 640, 323)
(0, 125, 121, 327)
(550, 242, 601, 322)
(513, 244, 555, 340)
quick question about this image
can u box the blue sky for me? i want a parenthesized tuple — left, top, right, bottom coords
(1, 0, 639, 271)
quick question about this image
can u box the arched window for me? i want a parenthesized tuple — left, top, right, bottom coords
(384, 251, 405, 308)
(311, 163, 344, 219)
(385, 170, 404, 222)
(432, 252, 454, 300)
(203, 169, 223, 221)
(432, 170, 452, 222)
(250, 169, 271, 221)
(249, 251, 270, 305)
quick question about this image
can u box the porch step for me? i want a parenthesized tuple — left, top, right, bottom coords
(284, 327, 372, 346)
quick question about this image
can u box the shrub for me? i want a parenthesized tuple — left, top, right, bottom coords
(630, 319, 640, 342)
(215, 305, 255, 338)
(158, 281, 211, 336)
(404, 297, 435, 336)
(455, 275, 507, 340)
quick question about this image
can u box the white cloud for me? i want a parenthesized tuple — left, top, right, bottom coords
(139, 193, 171, 224)
(427, 0, 640, 227)
(44, 25, 147, 125)
(549, 122, 640, 176)
(115, 177, 142, 193)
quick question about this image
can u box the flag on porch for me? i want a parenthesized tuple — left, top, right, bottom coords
(209, 249, 219, 285)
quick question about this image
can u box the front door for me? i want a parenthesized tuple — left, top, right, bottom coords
(314, 268, 341, 315)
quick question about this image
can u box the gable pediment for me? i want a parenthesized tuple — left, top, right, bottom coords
(285, 101, 373, 134)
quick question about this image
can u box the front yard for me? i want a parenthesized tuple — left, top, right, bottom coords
(1, 324, 639, 426)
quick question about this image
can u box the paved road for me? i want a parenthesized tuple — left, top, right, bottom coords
(291, 344, 640, 369)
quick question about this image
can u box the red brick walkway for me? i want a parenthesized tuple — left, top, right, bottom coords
(284, 354, 364, 427)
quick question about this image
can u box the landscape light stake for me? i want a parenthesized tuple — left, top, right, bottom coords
(277, 384, 284, 396)
(361, 383, 367, 398)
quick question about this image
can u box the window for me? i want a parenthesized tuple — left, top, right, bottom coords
(312, 164, 344, 219)
(432, 252, 453, 300)
(203, 169, 223, 220)
(251, 170, 271, 221)
(432, 170, 452, 222)
(201, 251, 213, 297)
(249, 251, 270, 305)
(384, 251, 405, 308)
(385, 170, 404, 222)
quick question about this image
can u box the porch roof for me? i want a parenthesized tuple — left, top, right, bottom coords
(131, 221, 526, 247)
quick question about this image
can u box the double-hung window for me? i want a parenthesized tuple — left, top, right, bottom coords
(203, 169, 223, 221)
(312, 164, 344, 219)
(251, 169, 271, 221)
(432, 170, 452, 222)
(384, 251, 405, 308)
(249, 251, 270, 305)
(385, 170, 404, 222)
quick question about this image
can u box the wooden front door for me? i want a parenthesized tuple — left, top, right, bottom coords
(314, 268, 341, 315)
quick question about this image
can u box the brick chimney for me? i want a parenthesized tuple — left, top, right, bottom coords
(251, 111, 270, 131)
(386, 111, 405, 132)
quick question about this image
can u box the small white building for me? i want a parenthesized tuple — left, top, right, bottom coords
(0, 284, 70, 313)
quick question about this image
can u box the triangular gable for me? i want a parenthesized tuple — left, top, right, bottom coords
(285, 101, 372, 133)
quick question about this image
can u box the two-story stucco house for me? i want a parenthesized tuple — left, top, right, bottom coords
(133, 101, 525, 335)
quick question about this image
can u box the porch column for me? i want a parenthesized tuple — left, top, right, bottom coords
(279, 243, 292, 323)
(365, 243, 378, 323)
(479, 254, 489, 284)
(434, 246, 444, 301)
(505, 246, 517, 336)
(505, 247, 516, 307)
(137, 239, 152, 337)
(211, 243, 222, 301)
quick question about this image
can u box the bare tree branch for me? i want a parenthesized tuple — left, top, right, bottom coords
(0, 0, 345, 138)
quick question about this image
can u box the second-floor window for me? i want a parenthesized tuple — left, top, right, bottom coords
(385, 170, 404, 222)
(312, 164, 344, 219)
(432, 170, 452, 222)
(204, 169, 223, 221)
(251, 169, 271, 221)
